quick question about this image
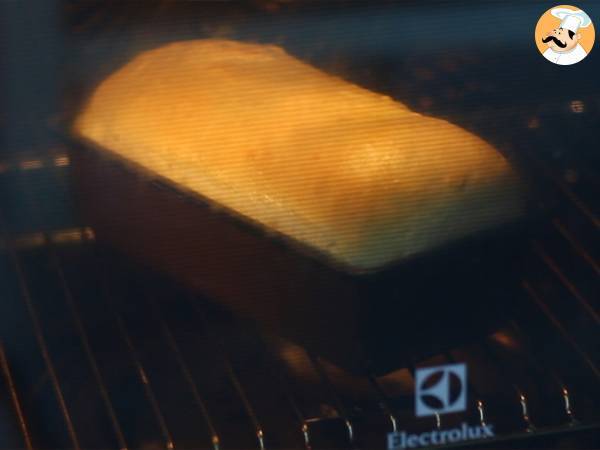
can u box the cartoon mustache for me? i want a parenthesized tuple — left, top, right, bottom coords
(542, 35, 567, 48)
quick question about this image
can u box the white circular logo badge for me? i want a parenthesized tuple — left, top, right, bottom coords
(535, 5, 595, 65)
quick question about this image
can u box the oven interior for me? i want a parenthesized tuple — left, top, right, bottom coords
(0, 1, 598, 449)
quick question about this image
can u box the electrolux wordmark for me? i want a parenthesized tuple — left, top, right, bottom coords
(387, 423, 495, 450)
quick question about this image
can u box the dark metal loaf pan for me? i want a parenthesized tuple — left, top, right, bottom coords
(68, 137, 534, 375)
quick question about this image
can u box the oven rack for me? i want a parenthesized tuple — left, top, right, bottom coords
(0, 137, 598, 450)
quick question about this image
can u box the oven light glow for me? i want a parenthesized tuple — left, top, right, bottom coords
(82, 227, 96, 240)
(52, 228, 94, 244)
(54, 155, 70, 166)
(20, 159, 44, 170)
(13, 233, 45, 249)
(491, 331, 518, 348)
(527, 117, 540, 129)
(2, 227, 96, 250)
(570, 100, 585, 113)
(0, 154, 69, 174)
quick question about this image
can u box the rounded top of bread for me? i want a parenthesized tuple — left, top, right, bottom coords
(75, 39, 523, 272)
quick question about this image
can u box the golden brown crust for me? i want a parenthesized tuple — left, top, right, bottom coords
(74, 39, 523, 271)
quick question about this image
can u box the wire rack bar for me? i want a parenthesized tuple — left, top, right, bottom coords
(522, 280, 599, 380)
(48, 244, 129, 450)
(307, 353, 357, 447)
(552, 219, 599, 276)
(0, 342, 35, 450)
(0, 213, 81, 450)
(532, 241, 599, 324)
(188, 296, 267, 450)
(146, 293, 221, 450)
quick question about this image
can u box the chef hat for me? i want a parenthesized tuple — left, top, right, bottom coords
(551, 8, 592, 33)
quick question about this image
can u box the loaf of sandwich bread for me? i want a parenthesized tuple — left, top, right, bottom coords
(74, 39, 523, 272)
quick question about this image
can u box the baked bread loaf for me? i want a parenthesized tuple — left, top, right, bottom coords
(74, 39, 523, 272)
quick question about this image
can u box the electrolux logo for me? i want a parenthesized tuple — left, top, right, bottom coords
(387, 423, 495, 450)
(415, 363, 466, 417)
(387, 363, 495, 450)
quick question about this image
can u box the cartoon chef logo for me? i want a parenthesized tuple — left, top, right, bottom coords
(535, 5, 595, 65)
